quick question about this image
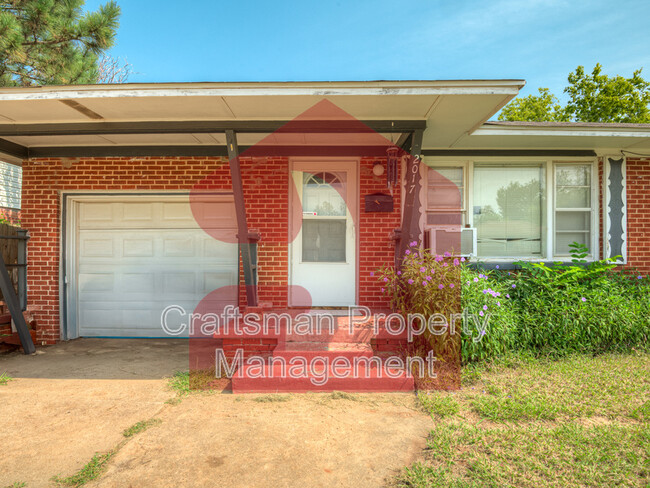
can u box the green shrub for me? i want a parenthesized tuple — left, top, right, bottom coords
(462, 244, 650, 361)
(460, 267, 518, 363)
(376, 243, 650, 364)
(505, 251, 650, 356)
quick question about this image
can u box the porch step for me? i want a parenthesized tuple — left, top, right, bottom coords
(273, 342, 373, 360)
(283, 323, 407, 343)
(231, 362, 415, 393)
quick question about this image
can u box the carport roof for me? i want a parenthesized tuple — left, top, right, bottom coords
(0, 80, 649, 164)
(0, 80, 525, 164)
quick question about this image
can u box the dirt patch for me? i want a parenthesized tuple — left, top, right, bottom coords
(0, 339, 433, 488)
(90, 393, 432, 488)
(0, 339, 187, 487)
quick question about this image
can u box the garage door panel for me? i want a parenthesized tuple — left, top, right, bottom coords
(74, 196, 238, 338)
(123, 238, 154, 257)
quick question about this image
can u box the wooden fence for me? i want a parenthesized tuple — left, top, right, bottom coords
(0, 223, 27, 308)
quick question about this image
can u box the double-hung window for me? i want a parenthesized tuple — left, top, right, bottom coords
(554, 164, 593, 256)
(424, 159, 597, 261)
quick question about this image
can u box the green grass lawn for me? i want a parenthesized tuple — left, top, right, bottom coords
(397, 352, 650, 488)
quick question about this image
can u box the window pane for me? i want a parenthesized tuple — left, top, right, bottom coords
(302, 172, 346, 216)
(302, 219, 346, 262)
(557, 186, 590, 208)
(556, 211, 590, 231)
(427, 167, 463, 209)
(556, 165, 591, 186)
(556, 232, 590, 255)
(473, 165, 544, 257)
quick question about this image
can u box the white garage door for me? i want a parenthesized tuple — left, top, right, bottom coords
(69, 195, 239, 338)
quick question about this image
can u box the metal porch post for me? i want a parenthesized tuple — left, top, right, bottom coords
(225, 129, 258, 307)
(397, 129, 424, 267)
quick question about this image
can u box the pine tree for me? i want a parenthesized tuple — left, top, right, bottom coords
(0, 0, 120, 86)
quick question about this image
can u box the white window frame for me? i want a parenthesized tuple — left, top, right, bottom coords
(423, 160, 469, 226)
(552, 161, 599, 259)
(423, 157, 599, 262)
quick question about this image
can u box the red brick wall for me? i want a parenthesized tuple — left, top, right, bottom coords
(625, 158, 650, 274)
(358, 157, 399, 310)
(21, 156, 398, 343)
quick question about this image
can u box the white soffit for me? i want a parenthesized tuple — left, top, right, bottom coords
(455, 122, 650, 151)
(0, 80, 524, 154)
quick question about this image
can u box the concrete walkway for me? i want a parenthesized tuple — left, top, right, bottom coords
(0, 339, 431, 488)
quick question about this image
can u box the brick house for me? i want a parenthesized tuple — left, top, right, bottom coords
(0, 81, 647, 347)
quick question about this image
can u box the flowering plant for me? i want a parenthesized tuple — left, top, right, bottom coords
(377, 242, 462, 360)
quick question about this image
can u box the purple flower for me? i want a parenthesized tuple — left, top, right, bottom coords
(506, 294, 510, 299)
(638, 276, 643, 280)
(495, 265, 500, 269)
(453, 258, 460, 266)
(461, 257, 466, 262)
(397, 271, 402, 276)
(381, 288, 385, 292)
(383, 277, 389, 282)
(438, 284, 444, 290)
(420, 266, 426, 273)
(478, 273, 485, 279)
(581, 297, 587, 302)
(483, 305, 488, 311)
(497, 301, 501, 307)
(442, 262, 448, 267)
(405, 250, 411, 255)
(410, 240, 418, 247)
(423, 281, 428, 286)
(435, 255, 443, 262)
(473, 277, 479, 283)
(479, 311, 484, 317)
(426, 275, 432, 281)
(444, 251, 451, 257)
(370, 271, 375, 277)
(408, 279, 414, 285)
(449, 283, 455, 289)
(512, 284, 516, 289)
(482, 289, 488, 294)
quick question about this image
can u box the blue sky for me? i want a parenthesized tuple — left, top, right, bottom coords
(85, 0, 649, 101)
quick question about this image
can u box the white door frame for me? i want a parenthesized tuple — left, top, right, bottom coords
(288, 159, 360, 307)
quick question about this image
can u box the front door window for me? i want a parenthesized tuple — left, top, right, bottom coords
(301, 172, 347, 263)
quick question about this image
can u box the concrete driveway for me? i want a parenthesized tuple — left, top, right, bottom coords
(0, 339, 431, 488)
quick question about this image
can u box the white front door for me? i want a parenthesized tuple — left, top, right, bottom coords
(289, 161, 357, 307)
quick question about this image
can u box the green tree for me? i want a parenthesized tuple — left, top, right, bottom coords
(0, 0, 120, 86)
(499, 64, 650, 123)
(499, 88, 570, 122)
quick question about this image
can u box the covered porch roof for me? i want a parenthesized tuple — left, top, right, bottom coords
(1, 80, 648, 165)
(0, 80, 525, 164)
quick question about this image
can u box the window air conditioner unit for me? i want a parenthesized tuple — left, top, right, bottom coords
(428, 227, 477, 257)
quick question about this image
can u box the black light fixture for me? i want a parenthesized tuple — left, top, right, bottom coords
(386, 146, 399, 188)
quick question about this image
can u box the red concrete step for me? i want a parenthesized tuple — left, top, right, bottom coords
(231, 361, 415, 393)
(273, 342, 373, 360)
(283, 323, 407, 343)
